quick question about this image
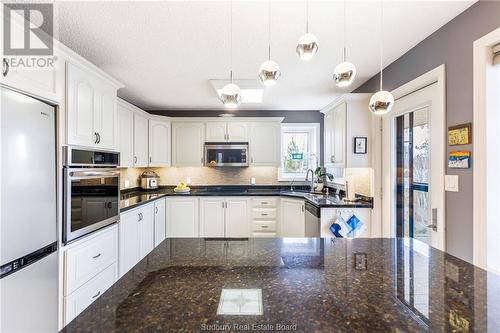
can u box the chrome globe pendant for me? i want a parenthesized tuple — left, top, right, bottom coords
(369, 1, 394, 115)
(259, 59, 281, 86)
(333, 1, 356, 87)
(221, 79, 242, 109)
(296, 0, 318, 61)
(259, 0, 281, 86)
(220, 0, 241, 109)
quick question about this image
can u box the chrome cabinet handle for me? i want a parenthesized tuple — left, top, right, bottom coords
(261, 201, 268, 205)
(330, 155, 335, 163)
(94, 132, 98, 144)
(92, 253, 101, 259)
(301, 205, 305, 212)
(149, 156, 152, 163)
(261, 213, 268, 216)
(97, 133, 101, 144)
(92, 291, 101, 299)
(261, 225, 269, 229)
(134, 156, 138, 164)
(2, 58, 9, 77)
(155, 206, 158, 214)
(138, 212, 143, 221)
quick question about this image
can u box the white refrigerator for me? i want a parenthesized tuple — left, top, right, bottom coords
(0, 87, 58, 332)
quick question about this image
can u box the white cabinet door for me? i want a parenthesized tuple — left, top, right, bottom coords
(134, 113, 149, 167)
(153, 199, 166, 247)
(138, 204, 155, 259)
(280, 198, 305, 237)
(117, 103, 134, 167)
(249, 122, 280, 166)
(205, 122, 227, 142)
(66, 63, 96, 147)
(166, 198, 199, 237)
(171, 123, 205, 166)
(199, 198, 225, 238)
(149, 119, 171, 167)
(332, 102, 346, 166)
(225, 198, 249, 238)
(93, 85, 117, 150)
(227, 122, 248, 141)
(324, 110, 335, 166)
(118, 209, 141, 277)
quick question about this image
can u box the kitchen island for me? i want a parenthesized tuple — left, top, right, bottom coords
(60, 238, 500, 332)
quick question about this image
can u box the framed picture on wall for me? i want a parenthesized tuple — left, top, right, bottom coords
(448, 123, 472, 146)
(354, 137, 367, 154)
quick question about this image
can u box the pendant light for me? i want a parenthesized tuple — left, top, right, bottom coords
(220, 0, 241, 109)
(296, 0, 318, 61)
(333, 0, 356, 87)
(259, 0, 281, 86)
(369, 1, 394, 115)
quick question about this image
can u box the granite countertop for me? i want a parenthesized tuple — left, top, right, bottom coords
(120, 185, 374, 212)
(60, 238, 500, 333)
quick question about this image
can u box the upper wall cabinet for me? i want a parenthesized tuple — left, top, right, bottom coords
(117, 102, 134, 167)
(149, 118, 171, 167)
(66, 62, 121, 150)
(171, 122, 205, 166)
(249, 122, 281, 166)
(323, 94, 373, 171)
(205, 122, 248, 142)
(133, 113, 149, 167)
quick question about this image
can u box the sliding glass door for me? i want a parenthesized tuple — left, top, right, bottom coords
(395, 107, 430, 244)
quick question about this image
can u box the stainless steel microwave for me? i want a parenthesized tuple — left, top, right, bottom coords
(204, 143, 249, 167)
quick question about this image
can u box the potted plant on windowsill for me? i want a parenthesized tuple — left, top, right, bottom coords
(314, 167, 333, 193)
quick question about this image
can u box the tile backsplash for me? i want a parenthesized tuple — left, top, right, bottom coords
(120, 166, 374, 198)
(120, 166, 282, 188)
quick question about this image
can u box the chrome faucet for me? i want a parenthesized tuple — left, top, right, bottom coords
(305, 169, 314, 193)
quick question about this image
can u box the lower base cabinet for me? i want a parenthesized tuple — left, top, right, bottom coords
(166, 198, 199, 237)
(154, 198, 167, 246)
(199, 198, 250, 238)
(64, 263, 117, 324)
(63, 225, 118, 326)
(119, 202, 154, 277)
(280, 198, 305, 237)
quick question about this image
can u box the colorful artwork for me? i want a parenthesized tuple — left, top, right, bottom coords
(448, 151, 471, 169)
(448, 123, 472, 146)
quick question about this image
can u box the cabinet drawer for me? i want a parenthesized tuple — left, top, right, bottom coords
(65, 226, 118, 295)
(64, 263, 117, 325)
(252, 232, 277, 238)
(252, 208, 277, 220)
(252, 221, 277, 232)
(251, 197, 278, 208)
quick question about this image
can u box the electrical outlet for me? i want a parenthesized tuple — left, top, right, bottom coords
(186, 177, 191, 185)
(251, 177, 256, 185)
(124, 180, 130, 188)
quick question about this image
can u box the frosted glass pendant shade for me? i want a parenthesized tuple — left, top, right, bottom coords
(333, 61, 357, 87)
(296, 33, 318, 61)
(369, 90, 394, 115)
(220, 83, 242, 109)
(258, 60, 281, 86)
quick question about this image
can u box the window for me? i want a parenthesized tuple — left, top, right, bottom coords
(279, 123, 320, 180)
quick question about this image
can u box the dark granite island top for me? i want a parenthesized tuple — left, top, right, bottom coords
(60, 238, 500, 333)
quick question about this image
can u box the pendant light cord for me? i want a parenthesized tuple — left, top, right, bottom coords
(306, 0, 309, 33)
(268, 0, 271, 60)
(379, 0, 384, 90)
(343, 0, 346, 62)
(230, 0, 233, 83)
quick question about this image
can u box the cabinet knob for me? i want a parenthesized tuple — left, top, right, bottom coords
(2, 58, 9, 77)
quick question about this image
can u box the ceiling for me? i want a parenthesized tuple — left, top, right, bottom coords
(54, 1, 475, 111)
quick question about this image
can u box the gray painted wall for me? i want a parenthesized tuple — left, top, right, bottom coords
(354, 1, 500, 263)
(148, 110, 325, 164)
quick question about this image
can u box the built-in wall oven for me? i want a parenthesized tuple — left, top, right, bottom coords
(63, 147, 120, 244)
(204, 143, 249, 167)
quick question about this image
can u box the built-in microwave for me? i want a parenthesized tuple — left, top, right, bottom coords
(204, 143, 249, 167)
(63, 147, 120, 244)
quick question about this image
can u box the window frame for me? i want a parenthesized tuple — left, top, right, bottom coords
(278, 123, 321, 181)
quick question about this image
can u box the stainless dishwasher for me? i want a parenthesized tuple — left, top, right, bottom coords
(304, 201, 321, 237)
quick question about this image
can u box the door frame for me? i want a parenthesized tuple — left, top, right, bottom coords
(378, 65, 446, 250)
(473, 27, 500, 270)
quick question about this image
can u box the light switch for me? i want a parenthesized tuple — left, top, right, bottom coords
(445, 175, 459, 192)
(251, 177, 256, 185)
(124, 180, 130, 188)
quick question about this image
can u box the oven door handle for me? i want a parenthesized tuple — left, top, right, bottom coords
(69, 170, 120, 178)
